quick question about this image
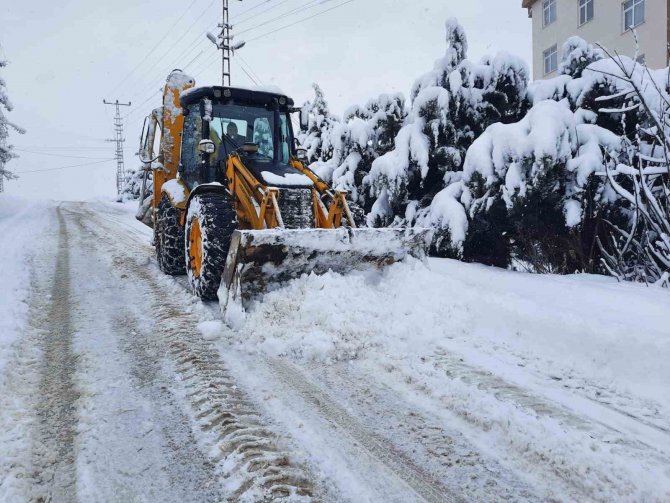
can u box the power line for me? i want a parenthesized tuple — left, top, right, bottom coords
(236, 0, 329, 36)
(245, 0, 354, 44)
(14, 159, 116, 174)
(238, 61, 260, 85)
(124, 0, 353, 122)
(233, 0, 276, 21)
(124, 89, 162, 120)
(234, 0, 293, 25)
(122, 0, 218, 98)
(107, 0, 201, 96)
(238, 54, 263, 84)
(12, 148, 113, 160)
(125, 0, 288, 103)
(13, 145, 134, 151)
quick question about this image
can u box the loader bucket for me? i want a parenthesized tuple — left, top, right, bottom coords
(218, 227, 431, 318)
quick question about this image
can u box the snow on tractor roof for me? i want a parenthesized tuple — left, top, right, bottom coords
(180, 86, 294, 109)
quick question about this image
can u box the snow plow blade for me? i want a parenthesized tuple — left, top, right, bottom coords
(219, 227, 430, 314)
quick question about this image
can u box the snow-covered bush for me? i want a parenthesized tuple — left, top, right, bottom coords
(121, 165, 152, 201)
(363, 19, 529, 242)
(0, 60, 25, 186)
(559, 36, 604, 78)
(429, 41, 669, 282)
(455, 99, 624, 271)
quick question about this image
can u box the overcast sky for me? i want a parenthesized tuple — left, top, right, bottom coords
(1, 0, 532, 200)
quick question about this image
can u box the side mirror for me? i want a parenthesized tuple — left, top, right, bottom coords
(299, 110, 309, 130)
(198, 139, 216, 155)
(296, 148, 308, 162)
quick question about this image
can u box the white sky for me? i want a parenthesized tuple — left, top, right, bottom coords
(1, 0, 532, 200)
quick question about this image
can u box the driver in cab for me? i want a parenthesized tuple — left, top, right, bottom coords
(226, 122, 246, 145)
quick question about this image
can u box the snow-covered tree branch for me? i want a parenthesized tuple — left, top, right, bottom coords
(0, 59, 25, 185)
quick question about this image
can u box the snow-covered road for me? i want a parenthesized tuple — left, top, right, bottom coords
(0, 199, 668, 502)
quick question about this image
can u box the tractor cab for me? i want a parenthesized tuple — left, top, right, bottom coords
(178, 86, 310, 190)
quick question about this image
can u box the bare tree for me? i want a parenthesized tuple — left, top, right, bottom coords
(594, 42, 670, 287)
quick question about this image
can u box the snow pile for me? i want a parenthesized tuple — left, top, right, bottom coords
(235, 258, 669, 406)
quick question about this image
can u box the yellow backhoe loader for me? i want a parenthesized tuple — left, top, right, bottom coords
(136, 70, 429, 318)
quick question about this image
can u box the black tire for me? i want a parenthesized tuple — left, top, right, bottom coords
(156, 194, 186, 275)
(185, 192, 238, 300)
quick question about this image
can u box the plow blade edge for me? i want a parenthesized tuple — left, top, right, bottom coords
(219, 227, 430, 313)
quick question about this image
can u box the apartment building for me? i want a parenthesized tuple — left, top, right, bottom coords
(522, 0, 669, 78)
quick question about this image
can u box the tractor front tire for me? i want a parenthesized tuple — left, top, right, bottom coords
(185, 193, 237, 300)
(156, 194, 186, 275)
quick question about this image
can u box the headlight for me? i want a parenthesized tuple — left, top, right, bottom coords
(198, 140, 216, 154)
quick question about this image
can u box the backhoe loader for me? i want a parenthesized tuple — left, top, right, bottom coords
(136, 70, 429, 318)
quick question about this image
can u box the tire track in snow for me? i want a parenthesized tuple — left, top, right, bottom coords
(32, 207, 79, 502)
(66, 203, 317, 501)
(419, 350, 670, 500)
(0, 205, 57, 501)
(266, 359, 461, 503)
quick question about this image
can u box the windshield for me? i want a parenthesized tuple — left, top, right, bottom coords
(209, 103, 291, 163)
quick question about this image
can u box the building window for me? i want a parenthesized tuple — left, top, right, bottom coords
(543, 0, 557, 27)
(623, 0, 645, 30)
(544, 44, 558, 75)
(579, 0, 594, 25)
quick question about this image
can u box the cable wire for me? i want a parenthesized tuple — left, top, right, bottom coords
(122, 0, 218, 98)
(15, 159, 117, 174)
(236, 0, 329, 36)
(13, 148, 114, 160)
(245, 0, 354, 44)
(107, 0, 200, 95)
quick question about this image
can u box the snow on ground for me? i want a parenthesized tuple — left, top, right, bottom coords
(224, 256, 670, 501)
(0, 195, 52, 378)
(236, 258, 668, 410)
(0, 195, 55, 500)
(2, 198, 669, 501)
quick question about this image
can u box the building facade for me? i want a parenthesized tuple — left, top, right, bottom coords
(523, 0, 669, 78)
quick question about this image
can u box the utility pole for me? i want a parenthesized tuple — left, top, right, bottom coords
(103, 99, 132, 195)
(207, 0, 246, 86)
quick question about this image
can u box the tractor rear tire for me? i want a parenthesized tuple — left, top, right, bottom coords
(186, 192, 238, 300)
(156, 194, 186, 275)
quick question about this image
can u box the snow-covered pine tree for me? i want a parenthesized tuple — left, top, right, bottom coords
(309, 93, 406, 212)
(298, 83, 339, 164)
(363, 18, 529, 240)
(0, 59, 25, 188)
